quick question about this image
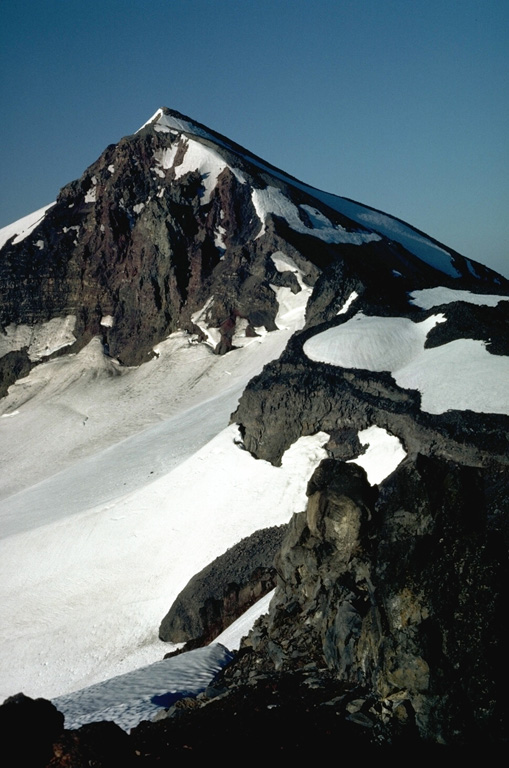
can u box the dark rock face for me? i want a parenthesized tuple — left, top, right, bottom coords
(224, 457, 508, 745)
(0, 692, 64, 767)
(159, 525, 286, 646)
(48, 721, 135, 767)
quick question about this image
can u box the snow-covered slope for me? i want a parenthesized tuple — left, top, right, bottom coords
(0, 306, 332, 701)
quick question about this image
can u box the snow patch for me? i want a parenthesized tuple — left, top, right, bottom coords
(133, 203, 145, 214)
(409, 287, 508, 310)
(174, 137, 245, 204)
(153, 145, 179, 174)
(270, 251, 312, 331)
(303, 312, 509, 415)
(214, 590, 275, 650)
(0, 316, 77, 361)
(231, 317, 251, 347)
(252, 186, 380, 245)
(214, 224, 226, 250)
(338, 290, 359, 315)
(348, 426, 406, 485)
(395, 339, 509, 415)
(0, 203, 55, 250)
(136, 108, 165, 133)
(84, 187, 97, 204)
(191, 297, 221, 348)
(100, 315, 114, 328)
(304, 312, 445, 373)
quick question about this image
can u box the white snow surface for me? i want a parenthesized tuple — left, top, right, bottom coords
(84, 187, 97, 204)
(270, 251, 312, 331)
(0, 316, 77, 361)
(348, 426, 406, 485)
(0, 203, 55, 249)
(174, 137, 245, 203)
(409, 286, 509, 309)
(303, 312, 509, 415)
(0, 323, 329, 702)
(214, 590, 276, 651)
(338, 290, 359, 315)
(304, 312, 445, 373)
(252, 186, 380, 246)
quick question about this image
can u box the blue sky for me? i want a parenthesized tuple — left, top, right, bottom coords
(1, 0, 507, 276)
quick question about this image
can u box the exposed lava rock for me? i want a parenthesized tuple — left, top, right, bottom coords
(159, 525, 286, 647)
(220, 456, 509, 745)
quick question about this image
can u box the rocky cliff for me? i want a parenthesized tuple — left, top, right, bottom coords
(224, 457, 508, 744)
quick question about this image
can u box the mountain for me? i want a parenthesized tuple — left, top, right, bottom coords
(0, 107, 508, 752)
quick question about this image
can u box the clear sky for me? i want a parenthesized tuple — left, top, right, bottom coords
(1, 0, 507, 277)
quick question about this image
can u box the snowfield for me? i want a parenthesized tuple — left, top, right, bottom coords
(0, 309, 332, 703)
(53, 644, 234, 732)
(303, 311, 509, 415)
(0, 314, 411, 718)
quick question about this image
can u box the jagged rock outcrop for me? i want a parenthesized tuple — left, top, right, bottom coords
(221, 457, 508, 745)
(233, 286, 509, 469)
(159, 525, 286, 647)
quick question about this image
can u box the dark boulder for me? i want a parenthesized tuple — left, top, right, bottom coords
(0, 692, 64, 767)
(159, 525, 286, 646)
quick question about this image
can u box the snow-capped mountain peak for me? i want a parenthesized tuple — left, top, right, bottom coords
(1, 109, 508, 748)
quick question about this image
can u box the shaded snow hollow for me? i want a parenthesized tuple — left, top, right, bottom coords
(53, 644, 234, 732)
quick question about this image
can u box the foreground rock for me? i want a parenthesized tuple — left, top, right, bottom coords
(0, 693, 64, 767)
(217, 457, 509, 745)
